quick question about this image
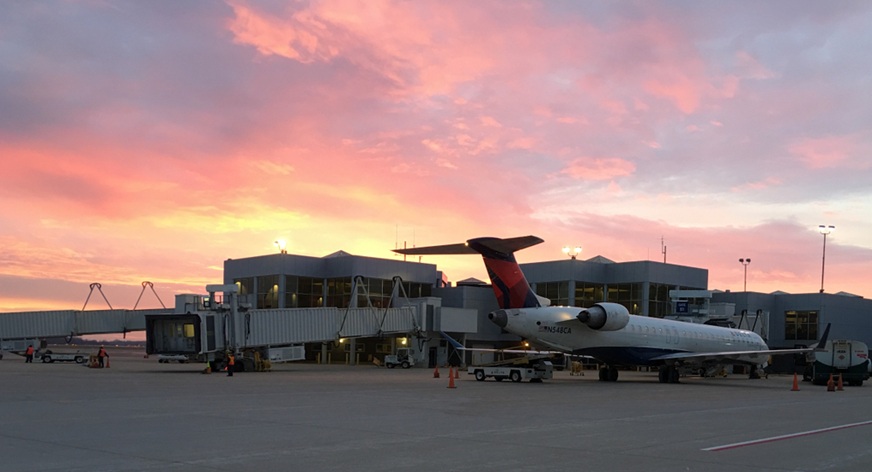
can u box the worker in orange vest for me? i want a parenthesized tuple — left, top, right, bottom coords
(227, 353, 235, 377)
(97, 346, 109, 368)
(24, 344, 34, 363)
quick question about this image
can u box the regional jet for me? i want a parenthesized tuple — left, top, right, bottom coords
(395, 236, 829, 383)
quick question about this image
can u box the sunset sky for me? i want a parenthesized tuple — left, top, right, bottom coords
(2, 1, 871, 313)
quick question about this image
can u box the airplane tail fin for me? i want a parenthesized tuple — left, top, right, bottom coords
(813, 323, 832, 350)
(394, 236, 543, 309)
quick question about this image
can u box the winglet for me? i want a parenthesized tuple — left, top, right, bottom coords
(813, 323, 831, 350)
(440, 331, 465, 350)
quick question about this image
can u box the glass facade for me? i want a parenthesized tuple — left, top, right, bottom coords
(535, 281, 570, 306)
(607, 283, 643, 315)
(269, 275, 433, 309)
(574, 282, 605, 308)
(235, 277, 253, 298)
(359, 278, 393, 308)
(326, 277, 353, 308)
(647, 283, 672, 318)
(534, 279, 699, 317)
(256, 275, 280, 309)
(284, 276, 325, 308)
(785, 310, 818, 340)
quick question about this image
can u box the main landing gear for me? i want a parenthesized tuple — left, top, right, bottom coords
(598, 365, 619, 382)
(658, 364, 681, 383)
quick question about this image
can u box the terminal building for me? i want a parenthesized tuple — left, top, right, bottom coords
(222, 246, 872, 371)
(4, 243, 868, 374)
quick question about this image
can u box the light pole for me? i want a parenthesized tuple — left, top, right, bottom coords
(562, 246, 582, 260)
(739, 258, 750, 292)
(274, 239, 288, 254)
(818, 225, 834, 293)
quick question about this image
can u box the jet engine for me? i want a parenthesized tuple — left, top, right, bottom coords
(576, 303, 630, 331)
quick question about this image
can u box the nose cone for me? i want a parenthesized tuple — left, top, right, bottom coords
(488, 310, 508, 328)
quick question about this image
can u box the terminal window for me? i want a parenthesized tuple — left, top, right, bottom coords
(784, 310, 818, 340)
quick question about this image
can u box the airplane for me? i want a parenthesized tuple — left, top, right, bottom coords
(395, 235, 830, 383)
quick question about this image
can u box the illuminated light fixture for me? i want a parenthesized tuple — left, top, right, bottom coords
(562, 246, 582, 260)
(738, 258, 751, 292)
(400, 337, 407, 345)
(274, 239, 287, 254)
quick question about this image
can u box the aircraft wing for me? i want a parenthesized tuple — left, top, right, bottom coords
(650, 323, 831, 364)
(440, 332, 593, 359)
(650, 349, 789, 364)
(440, 331, 558, 355)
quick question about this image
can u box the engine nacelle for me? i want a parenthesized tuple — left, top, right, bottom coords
(576, 303, 630, 331)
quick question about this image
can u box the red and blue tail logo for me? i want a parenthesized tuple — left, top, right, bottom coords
(392, 235, 544, 309)
(466, 237, 542, 309)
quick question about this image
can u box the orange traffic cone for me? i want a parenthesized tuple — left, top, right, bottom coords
(105, 358, 110, 368)
(837, 374, 844, 391)
(791, 373, 800, 391)
(447, 367, 456, 389)
(433, 366, 440, 378)
(827, 374, 835, 392)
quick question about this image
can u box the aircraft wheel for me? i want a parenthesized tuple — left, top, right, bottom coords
(608, 367, 619, 382)
(598, 367, 607, 381)
(474, 370, 485, 381)
(658, 367, 668, 383)
(669, 366, 680, 383)
(510, 370, 522, 383)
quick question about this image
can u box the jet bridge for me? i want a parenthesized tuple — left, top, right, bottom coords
(145, 280, 424, 367)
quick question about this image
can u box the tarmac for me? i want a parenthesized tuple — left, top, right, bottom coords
(2, 347, 872, 471)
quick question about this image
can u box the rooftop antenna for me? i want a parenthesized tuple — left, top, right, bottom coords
(661, 236, 667, 263)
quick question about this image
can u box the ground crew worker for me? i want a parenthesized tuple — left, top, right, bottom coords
(97, 346, 109, 368)
(227, 353, 235, 377)
(24, 344, 34, 363)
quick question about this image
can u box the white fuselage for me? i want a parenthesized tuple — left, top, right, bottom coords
(501, 306, 769, 367)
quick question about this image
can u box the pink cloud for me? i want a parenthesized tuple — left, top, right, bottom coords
(789, 135, 869, 170)
(731, 177, 784, 192)
(561, 157, 637, 181)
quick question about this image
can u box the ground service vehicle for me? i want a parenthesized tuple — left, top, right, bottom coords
(384, 347, 415, 368)
(158, 354, 189, 363)
(38, 349, 88, 364)
(805, 339, 869, 386)
(0, 338, 42, 360)
(469, 360, 554, 383)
